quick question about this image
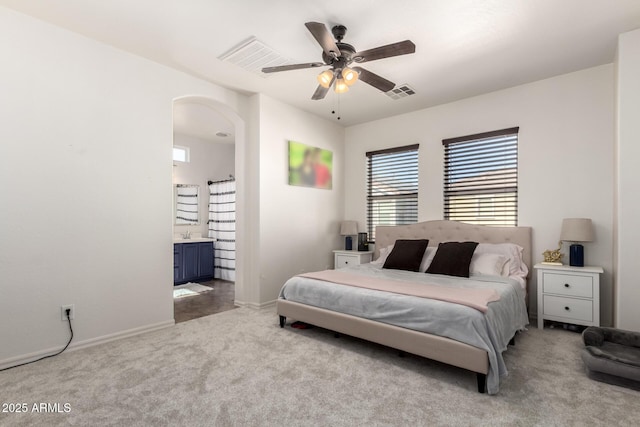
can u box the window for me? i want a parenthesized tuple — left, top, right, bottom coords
(367, 144, 419, 241)
(173, 145, 190, 163)
(442, 127, 518, 226)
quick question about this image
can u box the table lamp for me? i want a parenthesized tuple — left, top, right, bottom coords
(560, 218, 594, 267)
(340, 221, 358, 251)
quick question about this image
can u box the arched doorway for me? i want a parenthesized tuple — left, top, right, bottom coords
(172, 95, 249, 316)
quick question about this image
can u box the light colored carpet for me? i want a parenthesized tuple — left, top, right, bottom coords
(1, 308, 638, 426)
(173, 282, 213, 299)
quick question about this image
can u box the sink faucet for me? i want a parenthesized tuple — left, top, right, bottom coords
(182, 230, 191, 239)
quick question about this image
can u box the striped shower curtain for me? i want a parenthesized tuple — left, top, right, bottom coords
(208, 179, 236, 282)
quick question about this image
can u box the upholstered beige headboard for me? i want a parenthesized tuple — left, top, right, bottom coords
(375, 220, 532, 275)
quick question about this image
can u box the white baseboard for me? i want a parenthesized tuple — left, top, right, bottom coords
(0, 319, 175, 371)
(234, 299, 276, 310)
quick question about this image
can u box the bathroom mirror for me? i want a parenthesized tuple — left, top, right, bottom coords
(174, 184, 199, 225)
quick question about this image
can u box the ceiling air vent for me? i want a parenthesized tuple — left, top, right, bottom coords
(218, 37, 290, 76)
(385, 84, 417, 100)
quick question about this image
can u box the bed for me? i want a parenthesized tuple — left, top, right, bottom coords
(276, 220, 532, 394)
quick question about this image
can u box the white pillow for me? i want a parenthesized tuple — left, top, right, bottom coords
(470, 253, 509, 277)
(474, 243, 528, 279)
(420, 247, 437, 272)
(371, 244, 394, 265)
(501, 259, 512, 277)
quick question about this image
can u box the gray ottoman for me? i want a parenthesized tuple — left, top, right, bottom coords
(581, 326, 640, 390)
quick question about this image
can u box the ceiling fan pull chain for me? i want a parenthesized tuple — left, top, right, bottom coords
(330, 93, 341, 120)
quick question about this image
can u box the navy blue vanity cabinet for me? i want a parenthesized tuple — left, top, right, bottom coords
(174, 241, 215, 285)
(198, 242, 214, 279)
(174, 244, 183, 283)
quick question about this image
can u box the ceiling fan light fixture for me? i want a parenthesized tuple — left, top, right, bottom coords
(334, 76, 349, 94)
(317, 69, 335, 88)
(342, 67, 359, 86)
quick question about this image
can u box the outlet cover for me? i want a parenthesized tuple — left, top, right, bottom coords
(61, 305, 74, 321)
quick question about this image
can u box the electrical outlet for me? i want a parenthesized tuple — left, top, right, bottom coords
(61, 305, 74, 321)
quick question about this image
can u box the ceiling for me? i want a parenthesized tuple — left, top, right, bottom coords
(173, 101, 234, 143)
(3, 0, 640, 127)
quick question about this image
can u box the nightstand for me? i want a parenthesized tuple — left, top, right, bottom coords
(333, 250, 373, 269)
(534, 263, 603, 329)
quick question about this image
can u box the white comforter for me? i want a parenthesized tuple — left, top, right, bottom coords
(279, 264, 529, 394)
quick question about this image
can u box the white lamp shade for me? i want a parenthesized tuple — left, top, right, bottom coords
(334, 77, 349, 94)
(340, 220, 358, 236)
(317, 70, 334, 89)
(342, 67, 359, 86)
(560, 218, 594, 242)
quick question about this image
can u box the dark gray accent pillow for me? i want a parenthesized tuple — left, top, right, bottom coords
(426, 241, 479, 277)
(382, 239, 429, 272)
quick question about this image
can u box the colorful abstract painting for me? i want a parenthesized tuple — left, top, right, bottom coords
(288, 141, 333, 189)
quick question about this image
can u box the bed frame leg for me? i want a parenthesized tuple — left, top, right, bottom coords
(476, 373, 487, 393)
(279, 315, 285, 328)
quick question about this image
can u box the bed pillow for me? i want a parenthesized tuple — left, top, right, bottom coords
(474, 243, 528, 279)
(419, 246, 437, 272)
(469, 253, 509, 277)
(371, 244, 394, 265)
(382, 239, 429, 272)
(426, 241, 479, 278)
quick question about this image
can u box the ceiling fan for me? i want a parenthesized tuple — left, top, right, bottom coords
(262, 22, 416, 100)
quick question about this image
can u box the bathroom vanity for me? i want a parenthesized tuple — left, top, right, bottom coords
(173, 239, 214, 285)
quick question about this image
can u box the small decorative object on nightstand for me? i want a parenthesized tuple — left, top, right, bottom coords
(535, 263, 603, 329)
(560, 218, 594, 267)
(357, 232, 369, 251)
(340, 221, 358, 251)
(333, 250, 373, 269)
(541, 241, 563, 265)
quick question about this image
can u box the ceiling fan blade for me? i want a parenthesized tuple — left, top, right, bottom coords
(305, 22, 341, 58)
(354, 40, 416, 63)
(352, 67, 395, 92)
(262, 62, 325, 73)
(311, 84, 330, 100)
(312, 72, 335, 100)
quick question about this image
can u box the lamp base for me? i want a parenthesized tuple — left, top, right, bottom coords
(569, 244, 584, 267)
(345, 236, 353, 251)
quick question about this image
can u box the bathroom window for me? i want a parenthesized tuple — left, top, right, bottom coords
(173, 145, 190, 163)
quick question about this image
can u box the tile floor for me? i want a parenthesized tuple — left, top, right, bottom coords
(173, 279, 236, 323)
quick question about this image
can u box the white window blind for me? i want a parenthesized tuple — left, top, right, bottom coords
(443, 127, 518, 226)
(367, 144, 419, 241)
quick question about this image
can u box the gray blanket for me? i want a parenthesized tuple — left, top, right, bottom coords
(279, 264, 529, 394)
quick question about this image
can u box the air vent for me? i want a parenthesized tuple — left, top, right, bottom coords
(385, 84, 417, 100)
(218, 37, 291, 76)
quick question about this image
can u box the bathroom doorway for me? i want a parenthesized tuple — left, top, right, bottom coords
(172, 98, 239, 322)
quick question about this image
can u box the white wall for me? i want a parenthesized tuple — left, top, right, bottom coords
(0, 7, 249, 365)
(615, 29, 640, 331)
(344, 65, 615, 325)
(257, 95, 345, 304)
(172, 134, 235, 237)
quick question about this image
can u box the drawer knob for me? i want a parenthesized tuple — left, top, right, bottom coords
(564, 306, 570, 311)
(564, 283, 570, 288)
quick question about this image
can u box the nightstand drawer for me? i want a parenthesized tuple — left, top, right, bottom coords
(336, 254, 357, 269)
(543, 295, 593, 322)
(542, 273, 593, 298)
